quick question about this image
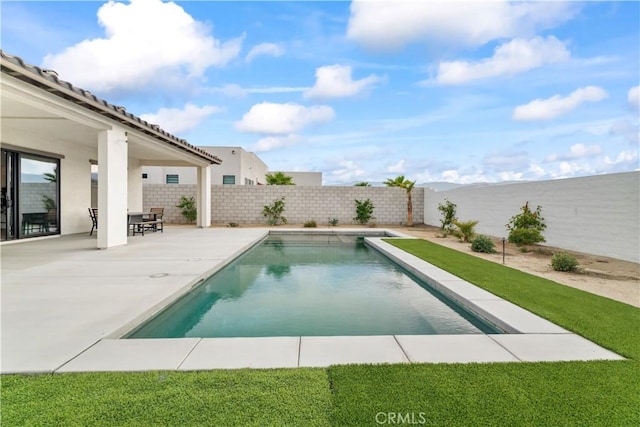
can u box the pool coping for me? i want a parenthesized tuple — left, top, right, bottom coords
(53, 229, 624, 372)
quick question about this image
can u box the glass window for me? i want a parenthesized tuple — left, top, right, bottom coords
(166, 174, 179, 184)
(223, 175, 236, 185)
(19, 155, 59, 237)
(245, 178, 254, 185)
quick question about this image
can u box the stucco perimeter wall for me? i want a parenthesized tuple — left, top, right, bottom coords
(424, 172, 640, 263)
(143, 185, 424, 226)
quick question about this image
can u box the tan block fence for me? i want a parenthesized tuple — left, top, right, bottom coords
(143, 184, 424, 226)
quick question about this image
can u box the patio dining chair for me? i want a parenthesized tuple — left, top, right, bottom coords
(148, 207, 164, 232)
(88, 208, 98, 236)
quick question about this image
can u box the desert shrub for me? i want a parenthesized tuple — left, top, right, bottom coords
(453, 220, 478, 242)
(552, 252, 579, 272)
(506, 202, 546, 246)
(471, 235, 497, 253)
(508, 228, 545, 247)
(176, 195, 197, 223)
(328, 217, 338, 226)
(303, 220, 317, 228)
(227, 222, 239, 227)
(437, 199, 458, 234)
(262, 197, 287, 226)
(353, 199, 375, 225)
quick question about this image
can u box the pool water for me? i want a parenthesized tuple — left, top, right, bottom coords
(127, 234, 501, 338)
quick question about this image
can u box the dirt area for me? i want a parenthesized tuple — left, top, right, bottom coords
(394, 224, 640, 308)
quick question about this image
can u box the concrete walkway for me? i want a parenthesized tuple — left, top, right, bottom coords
(1, 227, 623, 374)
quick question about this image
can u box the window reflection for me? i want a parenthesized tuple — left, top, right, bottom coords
(19, 156, 58, 236)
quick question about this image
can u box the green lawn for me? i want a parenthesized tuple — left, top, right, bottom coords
(2, 239, 639, 426)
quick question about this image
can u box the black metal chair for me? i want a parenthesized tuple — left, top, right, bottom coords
(88, 208, 98, 236)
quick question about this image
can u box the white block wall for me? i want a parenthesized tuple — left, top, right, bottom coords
(144, 185, 424, 226)
(424, 172, 640, 263)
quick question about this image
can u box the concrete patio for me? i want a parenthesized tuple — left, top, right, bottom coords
(1, 227, 623, 374)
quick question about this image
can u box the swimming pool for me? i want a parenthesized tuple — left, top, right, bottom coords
(127, 233, 502, 338)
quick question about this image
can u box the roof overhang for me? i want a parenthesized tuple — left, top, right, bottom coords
(0, 50, 221, 167)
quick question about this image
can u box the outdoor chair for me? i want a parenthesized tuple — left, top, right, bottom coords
(147, 207, 164, 232)
(88, 208, 98, 236)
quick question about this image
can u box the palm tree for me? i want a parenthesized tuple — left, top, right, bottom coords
(354, 181, 371, 186)
(265, 172, 295, 185)
(384, 175, 416, 226)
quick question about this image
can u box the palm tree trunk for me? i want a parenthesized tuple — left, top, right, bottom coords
(407, 193, 413, 226)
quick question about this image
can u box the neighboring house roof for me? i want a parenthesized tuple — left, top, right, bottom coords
(0, 50, 221, 165)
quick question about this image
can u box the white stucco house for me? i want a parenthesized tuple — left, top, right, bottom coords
(142, 146, 323, 186)
(0, 50, 221, 248)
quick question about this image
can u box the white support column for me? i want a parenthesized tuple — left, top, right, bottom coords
(127, 158, 143, 212)
(97, 128, 128, 248)
(196, 165, 211, 228)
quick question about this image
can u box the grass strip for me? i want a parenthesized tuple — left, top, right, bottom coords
(328, 361, 640, 426)
(385, 238, 640, 360)
(1, 369, 331, 426)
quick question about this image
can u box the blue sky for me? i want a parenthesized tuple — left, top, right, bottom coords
(2, 0, 638, 185)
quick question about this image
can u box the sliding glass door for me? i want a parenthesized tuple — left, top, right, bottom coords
(1, 148, 60, 241)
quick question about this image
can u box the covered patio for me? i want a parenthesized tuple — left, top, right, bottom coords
(1, 50, 220, 248)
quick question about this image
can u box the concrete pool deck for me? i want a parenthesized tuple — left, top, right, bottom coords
(1, 227, 623, 374)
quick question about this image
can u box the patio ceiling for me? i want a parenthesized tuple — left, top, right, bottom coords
(1, 50, 221, 167)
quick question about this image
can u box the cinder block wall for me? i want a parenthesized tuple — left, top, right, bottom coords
(143, 185, 425, 226)
(424, 171, 640, 263)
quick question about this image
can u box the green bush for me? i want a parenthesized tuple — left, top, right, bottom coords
(453, 220, 478, 242)
(227, 222, 239, 227)
(328, 217, 338, 226)
(353, 199, 375, 225)
(508, 228, 545, 247)
(551, 252, 579, 272)
(506, 202, 546, 246)
(471, 235, 497, 253)
(437, 199, 457, 234)
(303, 220, 317, 228)
(176, 195, 197, 223)
(262, 197, 287, 226)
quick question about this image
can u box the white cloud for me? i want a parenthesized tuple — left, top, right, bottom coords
(439, 170, 489, 185)
(207, 84, 308, 97)
(251, 134, 303, 152)
(513, 86, 608, 121)
(140, 103, 222, 135)
(545, 144, 603, 162)
(628, 85, 640, 109)
(235, 102, 335, 134)
(327, 160, 367, 184)
(435, 36, 570, 85)
(346, 1, 576, 50)
(304, 65, 383, 99)
(610, 119, 639, 145)
(386, 159, 405, 173)
(42, 0, 243, 92)
(245, 42, 284, 63)
(483, 151, 530, 173)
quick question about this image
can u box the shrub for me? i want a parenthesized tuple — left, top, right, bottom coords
(453, 220, 478, 242)
(176, 195, 197, 223)
(471, 235, 497, 253)
(328, 217, 338, 226)
(506, 202, 546, 246)
(353, 199, 375, 225)
(437, 199, 458, 234)
(552, 252, 579, 272)
(262, 197, 287, 226)
(508, 228, 545, 247)
(303, 220, 317, 228)
(227, 222, 239, 227)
